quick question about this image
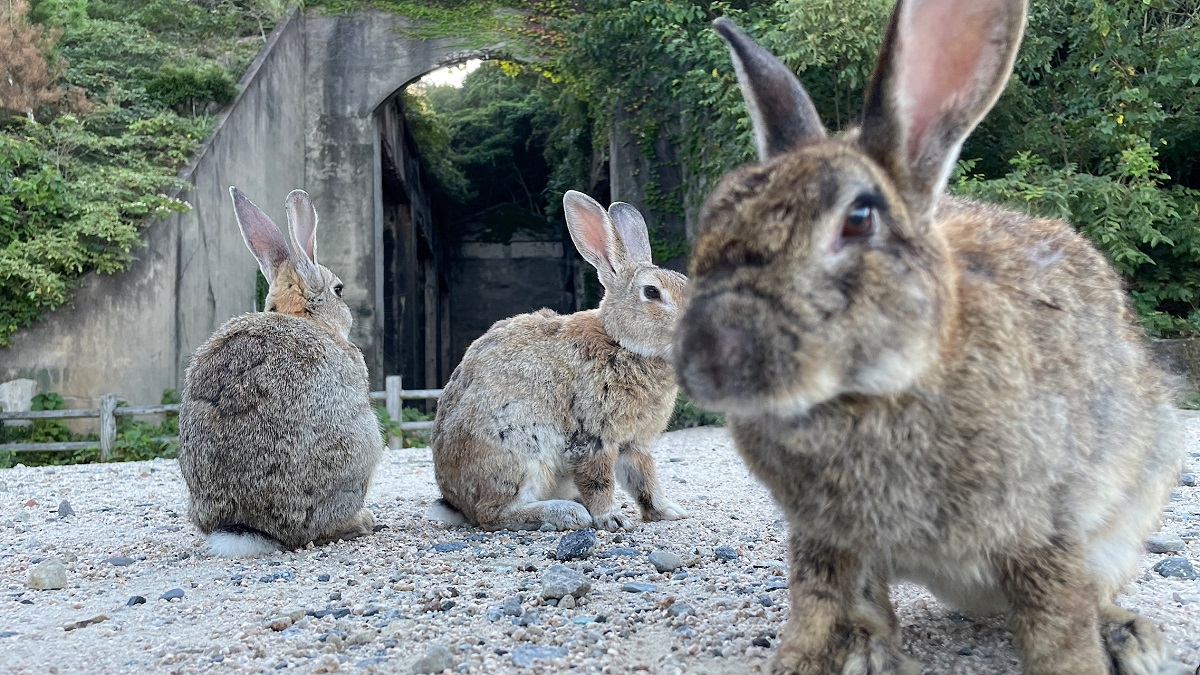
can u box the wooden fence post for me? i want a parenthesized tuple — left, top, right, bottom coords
(99, 393, 117, 462)
(385, 376, 401, 450)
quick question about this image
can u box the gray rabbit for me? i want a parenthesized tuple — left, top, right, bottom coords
(178, 187, 383, 557)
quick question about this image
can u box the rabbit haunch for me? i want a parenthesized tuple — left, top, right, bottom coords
(429, 191, 688, 532)
(672, 0, 1187, 674)
(178, 187, 382, 557)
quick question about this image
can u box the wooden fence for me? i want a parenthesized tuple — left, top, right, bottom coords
(0, 375, 441, 460)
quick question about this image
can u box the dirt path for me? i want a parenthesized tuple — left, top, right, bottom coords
(2, 419, 1198, 674)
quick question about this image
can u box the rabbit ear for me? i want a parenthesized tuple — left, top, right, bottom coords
(284, 189, 324, 291)
(607, 202, 653, 265)
(285, 189, 318, 265)
(713, 18, 826, 161)
(859, 0, 1026, 211)
(230, 186, 290, 283)
(564, 190, 624, 288)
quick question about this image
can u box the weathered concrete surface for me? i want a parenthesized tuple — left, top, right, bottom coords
(0, 13, 307, 407)
(0, 10, 504, 405)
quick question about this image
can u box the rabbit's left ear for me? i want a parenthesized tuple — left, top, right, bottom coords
(859, 0, 1026, 212)
(284, 189, 323, 292)
(714, 18, 826, 162)
(607, 202, 653, 265)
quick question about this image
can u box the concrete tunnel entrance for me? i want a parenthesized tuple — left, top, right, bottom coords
(374, 64, 590, 398)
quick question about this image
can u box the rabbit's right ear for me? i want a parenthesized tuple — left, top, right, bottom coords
(230, 186, 289, 283)
(858, 0, 1026, 214)
(284, 189, 323, 292)
(607, 202, 652, 265)
(713, 18, 826, 161)
(564, 190, 624, 289)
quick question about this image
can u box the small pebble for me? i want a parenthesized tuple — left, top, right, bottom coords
(556, 528, 597, 560)
(1146, 536, 1185, 554)
(433, 542, 468, 553)
(647, 550, 682, 573)
(102, 556, 135, 567)
(621, 582, 657, 593)
(714, 546, 739, 561)
(603, 547, 639, 557)
(160, 588, 185, 601)
(752, 636, 772, 648)
(558, 593, 576, 609)
(667, 601, 695, 618)
(1153, 557, 1197, 580)
(62, 614, 108, 631)
(1173, 592, 1199, 605)
(58, 500, 74, 518)
(510, 644, 567, 667)
(1182, 473, 1197, 487)
(27, 557, 67, 590)
(541, 565, 591, 599)
(503, 596, 524, 616)
(127, 596, 146, 606)
(317, 574, 330, 582)
(412, 644, 456, 674)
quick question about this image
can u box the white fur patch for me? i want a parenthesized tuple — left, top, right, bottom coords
(427, 501, 468, 527)
(207, 531, 281, 558)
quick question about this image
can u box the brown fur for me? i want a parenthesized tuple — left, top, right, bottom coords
(430, 193, 689, 531)
(178, 188, 381, 556)
(675, 4, 1187, 674)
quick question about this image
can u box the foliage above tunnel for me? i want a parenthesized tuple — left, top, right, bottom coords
(0, 0, 279, 347)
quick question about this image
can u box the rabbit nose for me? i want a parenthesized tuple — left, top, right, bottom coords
(675, 305, 752, 402)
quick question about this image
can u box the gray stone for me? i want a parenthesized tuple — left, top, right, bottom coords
(0, 631, 17, 638)
(714, 546, 739, 561)
(647, 550, 682, 573)
(27, 557, 66, 590)
(603, 547, 639, 557)
(57, 501, 74, 519)
(1146, 536, 1185, 554)
(160, 588, 185, 601)
(1152, 557, 1197, 580)
(433, 542, 467, 553)
(558, 593, 576, 609)
(127, 596, 146, 606)
(503, 596, 524, 616)
(1182, 473, 1197, 487)
(555, 528, 597, 560)
(102, 556, 135, 567)
(510, 645, 567, 667)
(765, 575, 788, 591)
(621, 582, 657, 593)
(541, 565, 591, 600)
(412, 643, 455, 674)
(1173, 592, 1200, 605)
(667, 601, 695, 618)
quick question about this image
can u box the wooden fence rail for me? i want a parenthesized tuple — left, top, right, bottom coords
(0, 376, 442, 460)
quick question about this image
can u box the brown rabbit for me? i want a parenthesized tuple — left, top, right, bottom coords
(429, 191, 688, 531)
(672, 1, 1188, 674)
(178, 187, 383, 557)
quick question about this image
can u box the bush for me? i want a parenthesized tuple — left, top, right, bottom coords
(145, 63, 237, 115)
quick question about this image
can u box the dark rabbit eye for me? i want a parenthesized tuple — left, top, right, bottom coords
(842, 205, 875, 241)
(643, 285, 661, 301)
(333, 283, 344, 297)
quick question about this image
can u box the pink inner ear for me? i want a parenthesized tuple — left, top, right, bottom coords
(568, 203, 614, 273)
(900, 0, 1000, 164)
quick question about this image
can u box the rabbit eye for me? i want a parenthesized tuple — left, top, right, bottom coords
(841, 205, 875, 242)
(643, 285, 662, 301)
(333, 283, 344, 298)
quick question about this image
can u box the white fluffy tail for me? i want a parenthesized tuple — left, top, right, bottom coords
(206, 530, 282, 558)
(427, 498, 468, 527)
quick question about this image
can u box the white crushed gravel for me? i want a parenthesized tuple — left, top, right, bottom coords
(2, 414, 1199, 674)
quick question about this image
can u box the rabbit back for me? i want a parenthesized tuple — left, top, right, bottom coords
(432, 309, 676, 525)
(178, 311, 382, 550)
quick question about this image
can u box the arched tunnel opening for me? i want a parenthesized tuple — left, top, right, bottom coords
(375, 59, 601, 405)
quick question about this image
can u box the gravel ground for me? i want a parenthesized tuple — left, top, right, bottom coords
(2, 415, 1199, 675)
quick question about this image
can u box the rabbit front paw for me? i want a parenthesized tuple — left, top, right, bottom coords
(770, 631, 918, 675)
(644, 498, 689, 522)
(591, 510, 633, 532)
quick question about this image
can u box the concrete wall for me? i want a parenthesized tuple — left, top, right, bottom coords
(0, 13, 308, 407)
(0, 10, 502, 405)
